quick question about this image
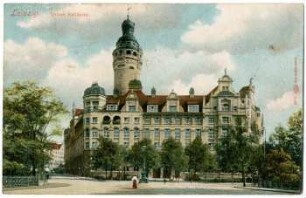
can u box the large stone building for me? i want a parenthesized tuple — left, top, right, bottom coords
(64, 16, 263, 176)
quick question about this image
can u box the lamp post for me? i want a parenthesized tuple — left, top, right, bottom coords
(140, 146, 148, 183)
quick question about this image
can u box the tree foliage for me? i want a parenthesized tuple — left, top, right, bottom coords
(160, 137, 187, 179)
(3, 81, 67, 176)
(129, 138, 160, 176)
(216, 123, 259, 187)
(93, 136, 119, 178)
(269, 109, 302, 167)
(264, 149, 300, 188)
(185, 136, 214, 175)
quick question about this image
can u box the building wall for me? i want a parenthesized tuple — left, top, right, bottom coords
(64, 18, 263, 177)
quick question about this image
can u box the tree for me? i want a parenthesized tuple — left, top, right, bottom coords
(3, 81, 67, 176)
(216, 123, 258, 187)
(129, 139, 160, 177)
(93, 137, 119, 179)
(269, 109, 302, 167)
(114, 145, 130, 180)
(264, 149, 300, 189)
(160, 137, 187, 179)
(185, 136, 213, 180)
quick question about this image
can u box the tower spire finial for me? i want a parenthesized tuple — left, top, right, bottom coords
(127, 5, 131, 19)
(224, 68, 227, 75)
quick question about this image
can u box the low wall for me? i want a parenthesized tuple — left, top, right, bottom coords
(3, 176, 39, 187)
(91, 170, 139, 180)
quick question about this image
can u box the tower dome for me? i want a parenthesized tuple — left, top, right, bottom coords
(83, 82, 105, 97)
(128, 79, 142, 90)
(121, 18, 135, 34)
(116, 18, 140, 50)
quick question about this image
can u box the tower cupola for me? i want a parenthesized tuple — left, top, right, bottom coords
(113, 16, 143, 95)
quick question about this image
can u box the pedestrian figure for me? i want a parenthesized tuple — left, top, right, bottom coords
(131, 175, 138, 189)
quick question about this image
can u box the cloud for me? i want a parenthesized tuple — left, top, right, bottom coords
(4, 37, 68, 84)
(16, 4, 184, 40)
(181, 4, 303, 53)
(141, 46, 235, 94)
(44, 49, 114, 107)
(266, 90, 300, 112)
(169, 74, 218, 95)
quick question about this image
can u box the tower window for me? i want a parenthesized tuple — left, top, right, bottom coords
(129, 66, 134, 69)
(126, 50, 131, 55)
(133, 52, 137, 56)
(119, 50, 123, 55)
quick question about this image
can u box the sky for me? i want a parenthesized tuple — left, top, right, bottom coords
(3, 3, 304, 142)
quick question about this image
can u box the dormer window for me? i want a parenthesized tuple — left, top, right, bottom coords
(107, 104, 118, 111)
(127, 101, 136, 112)
(169, 106, 177, 112)
(147, 105, 158, 112)
(188, 105, 199, 112)
(129, 105, 136, 112)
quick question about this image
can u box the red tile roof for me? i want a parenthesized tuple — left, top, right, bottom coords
(50, 142, 62, 150)
(74, 109, 83, 117)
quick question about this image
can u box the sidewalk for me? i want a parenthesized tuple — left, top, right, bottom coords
(235, 186, 300, 194)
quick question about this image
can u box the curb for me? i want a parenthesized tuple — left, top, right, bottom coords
(235, 186, 300, 194)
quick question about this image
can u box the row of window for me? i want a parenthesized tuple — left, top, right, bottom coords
(98, 128, 202, 139)
(105, 104, 200, 112)
(85, 127, 226, 140)
(114, 48, 139, 57)
(144, 116, 202, 125)
(84, 128, 226, 150)
(86, 116, 234, 125)
(85, 117, 98, 124)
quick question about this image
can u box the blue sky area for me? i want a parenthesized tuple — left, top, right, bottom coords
(3, 3, 304, 141)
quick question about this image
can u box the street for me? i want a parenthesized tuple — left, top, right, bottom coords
(3, 176, 292, 195)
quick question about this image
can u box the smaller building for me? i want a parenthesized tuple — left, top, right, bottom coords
(48, 142, 64, 170)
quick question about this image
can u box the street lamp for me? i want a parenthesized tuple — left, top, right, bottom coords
(140, 146, 148, 183)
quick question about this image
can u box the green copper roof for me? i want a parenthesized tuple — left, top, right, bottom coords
(84, 82, 105, 97)
(116, 18, 140, 50)
(129, 79, 142, 90)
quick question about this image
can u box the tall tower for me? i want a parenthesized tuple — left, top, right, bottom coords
(113, 16, 143, 95)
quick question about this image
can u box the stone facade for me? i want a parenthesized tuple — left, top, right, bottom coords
(64, 17, 263, 176)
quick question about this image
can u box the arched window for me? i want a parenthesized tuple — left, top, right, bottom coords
(133, 51, 137, 56)
(103, 116, 111, 124)
(113, 116, 121, 125)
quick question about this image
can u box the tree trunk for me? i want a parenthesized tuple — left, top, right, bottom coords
(110, 164, 113, 180)
(32, 157, 36, 176)
(123, 166, 126, 180)
(242, 164, 246, 187)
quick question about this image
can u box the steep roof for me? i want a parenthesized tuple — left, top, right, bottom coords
(178, 95, 203, 112)
(74, 109, 83, 117)
(239, 85, 251, 98)
(205, 86, 218, 104)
